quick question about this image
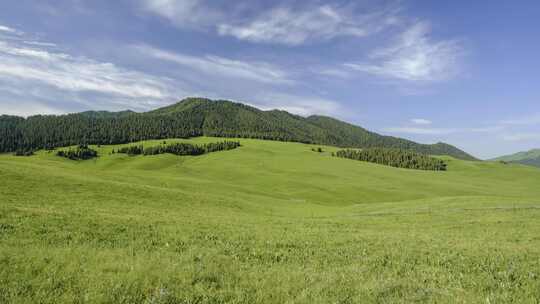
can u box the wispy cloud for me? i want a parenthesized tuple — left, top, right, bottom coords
(0, 23, 345, 118)
(383, 125, 503, 135)
(410, 118, 432, 125)
(0, 25, 187, 115)
(131, 46, 344, 117)
(497, 114, 540, 142)
(501, 113, 540, 126)
(23, 41, 57, 47)
(139, 0, 223, 28)
(249, 92, 342, 117)
(314, 68, 352, 78)
(138, 1, 464, 86)
(139, 1, 400, 46)
(502, 133, 540, 142)
(0, 24, 23, 39)
(0, 42, 174, 99)
(0, 25, 17, 33)
(134, 45, 292, 84)
(383, 127, 456, 135)
(218, 4, 399, 45)
(345, 22, 463, 82)
(0, 99, 63, 117)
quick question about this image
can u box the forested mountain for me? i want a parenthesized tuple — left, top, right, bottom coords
(0, 97, 476, 160)
(492, 149, 540, 168)
(305, 116, 475, 160)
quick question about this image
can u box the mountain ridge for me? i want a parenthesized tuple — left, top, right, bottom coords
(491, 149, 540, 168)
(0, 97, 477, 160)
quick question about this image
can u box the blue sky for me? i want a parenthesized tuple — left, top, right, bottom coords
(0, 0, 539, 159)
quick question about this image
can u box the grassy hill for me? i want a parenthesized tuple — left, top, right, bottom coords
(1, 138, 539, 303)
(492, 149, 540, 167)
(0, 97, 477, 160)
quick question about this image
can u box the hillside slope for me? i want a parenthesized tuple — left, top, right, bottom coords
(1, 138, 539, 303)
(0, 97, 476, 160)
(492, 149, 540, 167)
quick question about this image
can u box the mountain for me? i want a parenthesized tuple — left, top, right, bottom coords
(491, 149, 540, 167)
(304, 115, 475, 161)
(0, 97, 476, 160)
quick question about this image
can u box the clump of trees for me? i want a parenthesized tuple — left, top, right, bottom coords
(203, 141, 241, 153)
(117, 145, 144, 156)
(142, 143, 205, 156)
(116, 141, 241, 157)
(311, 147, 324, 153)
(56, 144, 98, 160)
(14, 149, 34, 156)
(334, 148, 447, 171)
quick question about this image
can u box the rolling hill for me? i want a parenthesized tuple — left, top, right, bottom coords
(1, 137, 539, 303)
(0, 97, 476, 160)
(491, 149, 540, 167)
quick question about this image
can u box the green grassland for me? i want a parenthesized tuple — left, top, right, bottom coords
(1, 137, 540, 303)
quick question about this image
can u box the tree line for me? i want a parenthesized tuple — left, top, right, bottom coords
(333, 148, 447, 171)
(57, 145, 98, 160)
(0, 112, 202, 153)
(116, 141, 241, 156)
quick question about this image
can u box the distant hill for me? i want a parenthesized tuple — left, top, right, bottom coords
(0, 97, 476, 160)
(491, 149, 540, 167)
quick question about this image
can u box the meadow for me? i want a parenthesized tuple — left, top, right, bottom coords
(1, 137, 540, 303)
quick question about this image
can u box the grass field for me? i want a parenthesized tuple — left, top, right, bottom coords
(1, 137, 540, 303)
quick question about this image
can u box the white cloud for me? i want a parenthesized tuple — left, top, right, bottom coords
(501, 113, 540, 126)
(23, 41, 58, 47)
(0, 99, 63, 117)
(411, 118, 432, 125)
(0, 25, 16, 33)
(217, 5, 397, 45)
(0, 25, 343, 118)
(502, 133, 540, 142)
(383, 127, 456, 135)
(494, 114, 540, 142)
(383, 125, 503, 135)
(0, 44, 171, 99)
(0, 24, 23, 39)
(469, 126, 504, 133)
(139, 1, 399, 46)
(134, 45, 292, 84)
(139, 0, 222, 28)
(249, 92, 342, 117)
(315, 68, 352, 78)
(0, 28, 188, 115)
(345, 22, 463, 82)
